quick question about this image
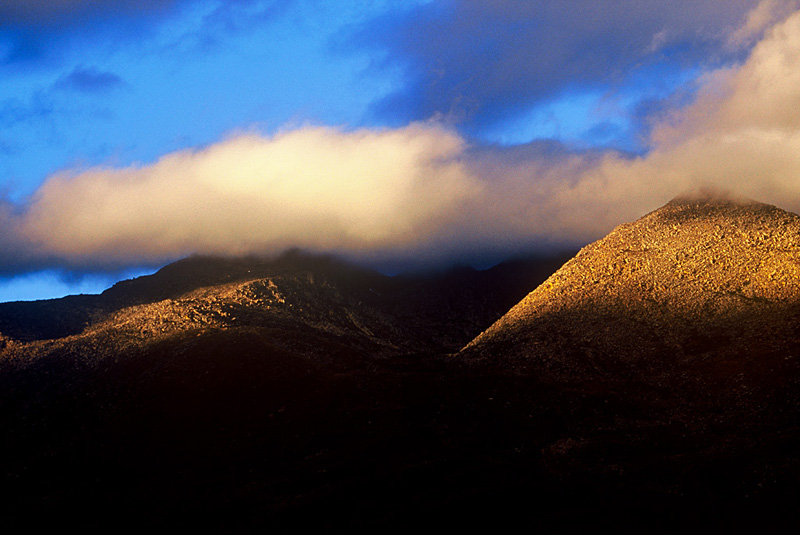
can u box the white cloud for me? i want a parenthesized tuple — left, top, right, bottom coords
(14, 123, 481, 267)
(468, 7, 800, 243)
(727, 0, 800, 49)
(4, 7, 800, 273)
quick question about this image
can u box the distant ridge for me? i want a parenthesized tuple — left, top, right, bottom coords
(0, 249, 571, 351)
(0, 250, 367, 342)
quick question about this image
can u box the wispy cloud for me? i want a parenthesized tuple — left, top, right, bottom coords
(349, 0, 757, 138)
(0, 0, 185, 64)
(0, 0, 181, 28)
(727, 0, 800, 49)
(54, 66, 125, 93)
(504, 7, 800, 235)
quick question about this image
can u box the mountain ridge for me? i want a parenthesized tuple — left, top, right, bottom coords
(0, 249, 572, 345)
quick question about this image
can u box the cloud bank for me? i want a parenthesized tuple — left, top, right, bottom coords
(2, 4, 800, 275)
(2, 124, 482, 272)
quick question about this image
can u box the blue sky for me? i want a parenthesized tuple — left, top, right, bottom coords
(2, 0, 800, 302)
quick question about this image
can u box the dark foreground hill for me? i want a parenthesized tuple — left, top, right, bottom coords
(2, 195, 800, 532)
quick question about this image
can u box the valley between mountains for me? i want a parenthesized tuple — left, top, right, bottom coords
(2, 194, 799, 532)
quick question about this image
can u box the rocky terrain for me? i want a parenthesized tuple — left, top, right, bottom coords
(0, 250, 570, 362)
(461, 193, 800, 528)
(465, 193, 800, 373)
(1, 194, 799, 532)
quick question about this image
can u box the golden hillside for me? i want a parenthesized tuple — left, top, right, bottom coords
(463, 193, 800, 380)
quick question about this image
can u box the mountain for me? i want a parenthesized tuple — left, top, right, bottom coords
(0, 250, 571, 353)
(463, 192, 800, 374)
(460, 192, 800, 527)
(1, 249, 578, 532)
(0, 250, 387, 342)
(2, 195, 799, 532)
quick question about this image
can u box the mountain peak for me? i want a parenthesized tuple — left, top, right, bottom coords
(667, 186, 752, 206)
(462, 195, 800, 379)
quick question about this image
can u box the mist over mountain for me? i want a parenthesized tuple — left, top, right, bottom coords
(2, 196, 799, 532)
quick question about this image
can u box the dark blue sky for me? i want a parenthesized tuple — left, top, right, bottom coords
(2, 0, 799, 301)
